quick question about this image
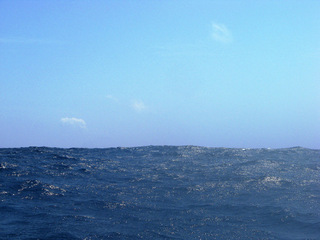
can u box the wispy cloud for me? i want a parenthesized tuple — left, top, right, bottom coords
(105, 95, 148, 112)
(0, 37, 65, 45)
(60, 117, 86, 128)
(211, 22, 233, 43)
(131, 100, 147, 112)
(106, 94, 119, 102)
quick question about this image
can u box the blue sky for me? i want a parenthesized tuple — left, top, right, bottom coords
(1, 0, 319, 148)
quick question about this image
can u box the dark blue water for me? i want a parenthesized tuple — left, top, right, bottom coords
(0, 146, 319, 239)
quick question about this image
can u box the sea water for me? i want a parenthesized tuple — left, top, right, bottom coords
(0, 146, 319, 239)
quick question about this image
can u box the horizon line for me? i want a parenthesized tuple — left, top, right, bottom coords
(0, 145, 317, 150)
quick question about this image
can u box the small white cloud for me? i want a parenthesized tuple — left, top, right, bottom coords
(131, 100, 147, 112)
(106, 94, 119, 102)
(60, 117, 86, 128)
(211, 22, 233, 43)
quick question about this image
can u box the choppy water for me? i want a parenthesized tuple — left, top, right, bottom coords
(0, 146, 319, 239)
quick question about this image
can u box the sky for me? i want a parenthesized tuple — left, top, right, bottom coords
(1, 0, 319, 149)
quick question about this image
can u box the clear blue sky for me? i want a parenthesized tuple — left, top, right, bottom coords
(1, 0, 319, 148)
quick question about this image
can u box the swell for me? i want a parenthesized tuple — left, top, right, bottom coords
(0, 146, 319, 239)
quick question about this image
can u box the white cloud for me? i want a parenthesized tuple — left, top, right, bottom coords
(131, 100, 147, 112)
(106, 94, 119, 102)
(60, 117, 86, 128)
(211, 22, 233, 43)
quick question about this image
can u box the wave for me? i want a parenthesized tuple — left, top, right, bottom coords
(0, 146, 319, 239)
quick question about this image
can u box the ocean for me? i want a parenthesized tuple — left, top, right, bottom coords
(0, 146, 319, 239)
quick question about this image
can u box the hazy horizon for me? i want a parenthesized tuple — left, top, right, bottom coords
(1, 145, 318, 151)
(1, 1, 319, 149)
